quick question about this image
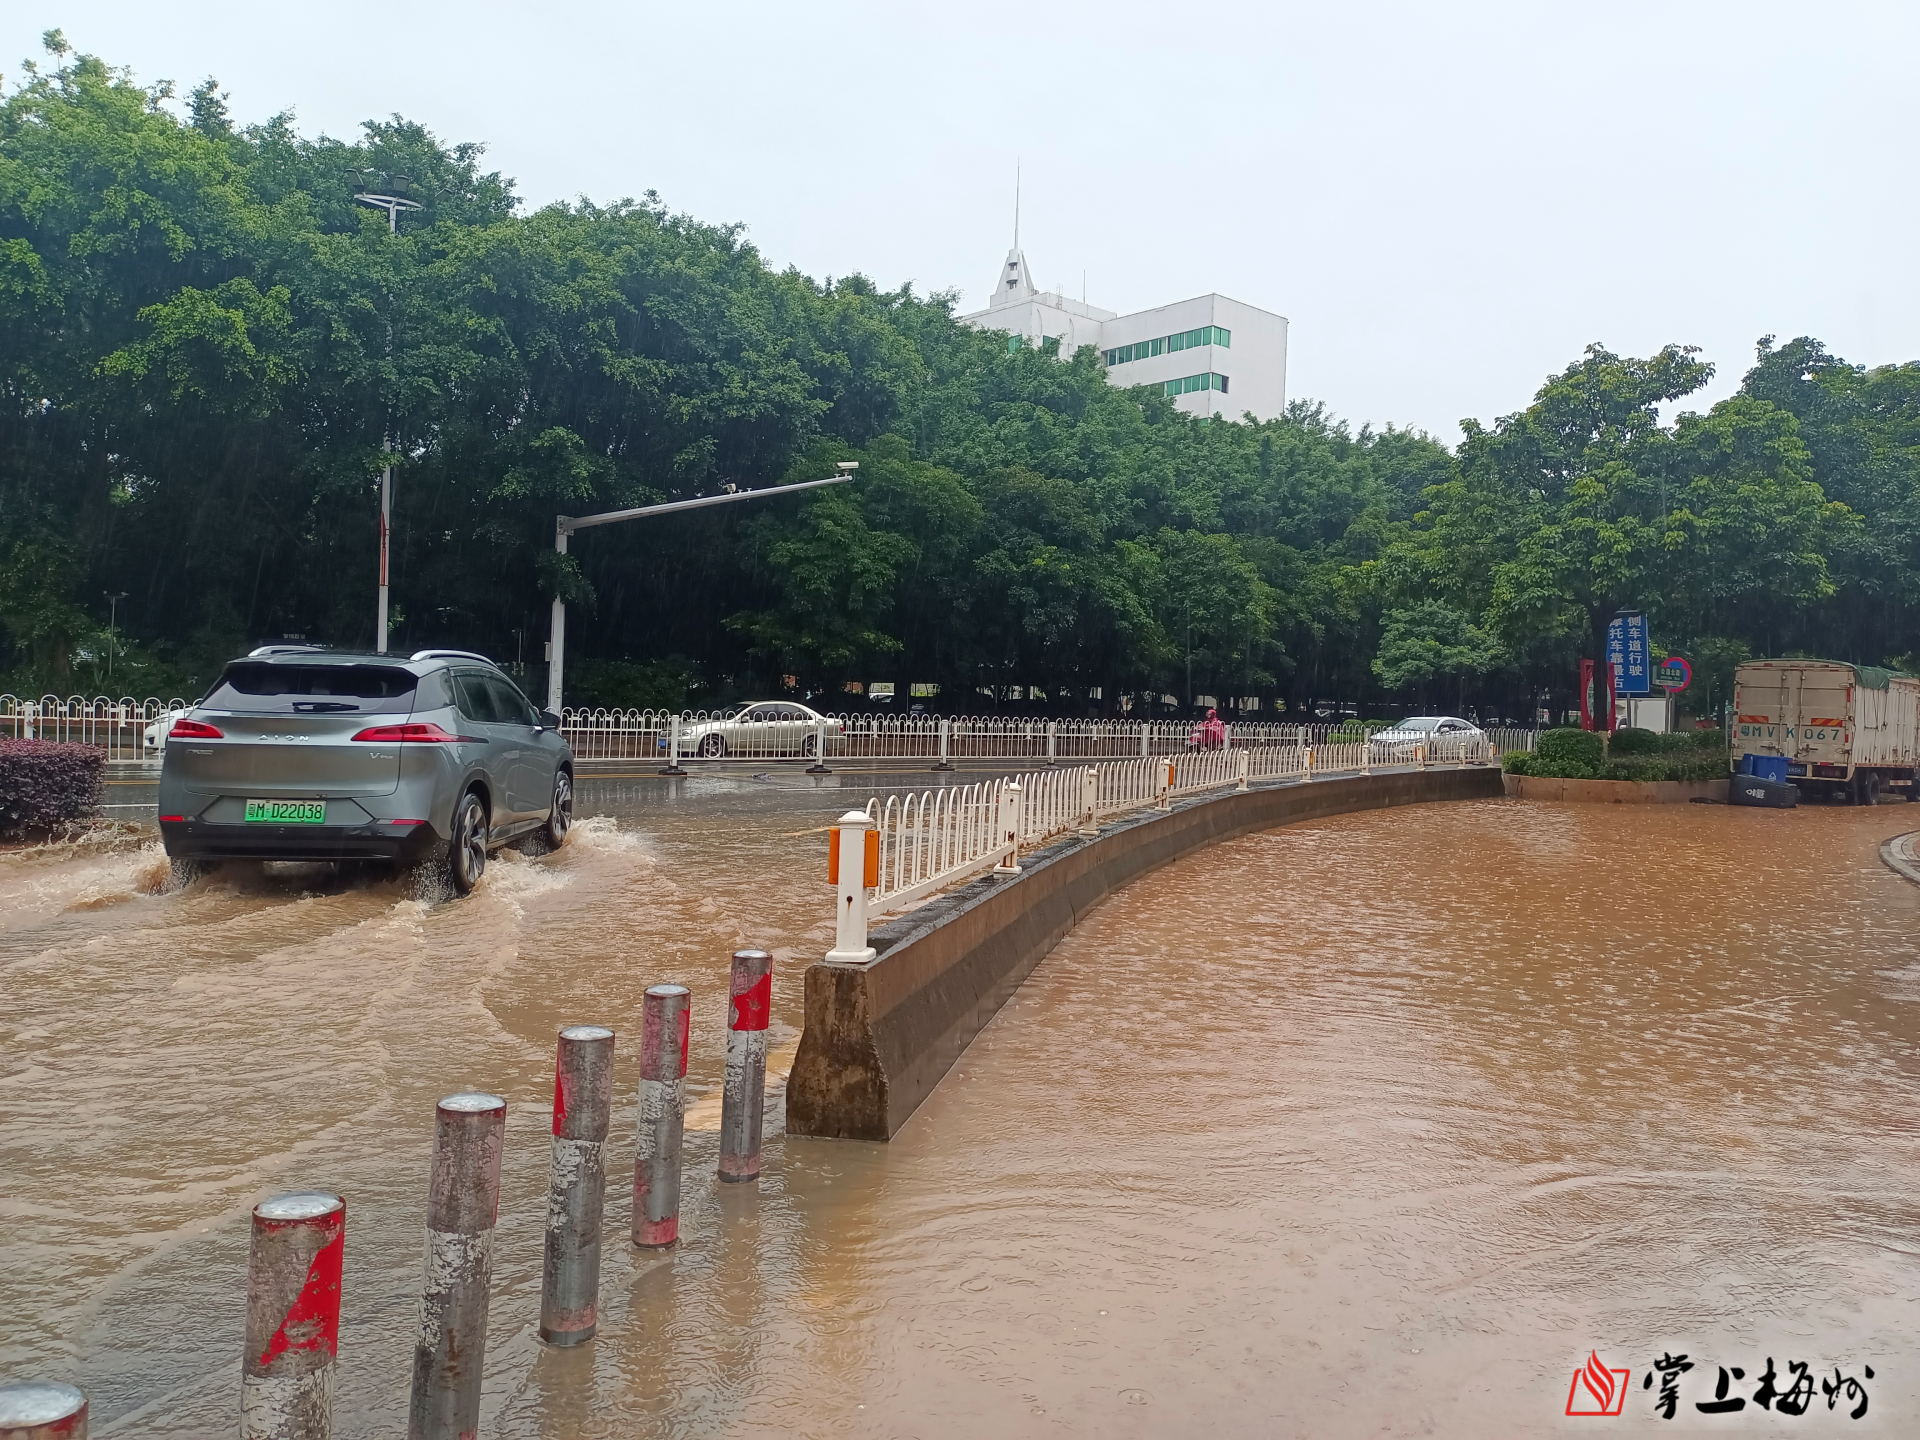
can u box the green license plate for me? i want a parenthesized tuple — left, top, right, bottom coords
(244, 799, 327, 824)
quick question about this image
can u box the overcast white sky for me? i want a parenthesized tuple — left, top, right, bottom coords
(9, 1, 1918, 444)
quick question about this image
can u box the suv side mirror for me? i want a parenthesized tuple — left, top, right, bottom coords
(540, 709, 562, 730)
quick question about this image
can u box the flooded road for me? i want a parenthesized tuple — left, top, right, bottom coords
(4, 782, 1918, 1434)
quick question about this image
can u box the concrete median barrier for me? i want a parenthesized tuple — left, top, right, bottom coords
(787, 766, 1503, 1141)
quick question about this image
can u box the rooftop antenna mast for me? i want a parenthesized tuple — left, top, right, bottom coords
(1014, 160, 1020, 250)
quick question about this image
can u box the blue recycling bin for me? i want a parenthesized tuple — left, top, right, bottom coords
(1740, 753, 1789, 783)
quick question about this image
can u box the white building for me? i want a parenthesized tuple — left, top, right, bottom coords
(959, 246, 1289, 422)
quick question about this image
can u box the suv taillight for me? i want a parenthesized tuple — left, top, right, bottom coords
(351, 722, 461, 743)
(168, 719, 224, 739)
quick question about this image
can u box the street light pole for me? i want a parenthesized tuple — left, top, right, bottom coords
(353, 184, 422, 654)
(546, 465, 857, 715)
(103, 591, 126, 683)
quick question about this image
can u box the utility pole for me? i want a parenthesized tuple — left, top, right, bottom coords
(353, 178, 422, 653)
(545, 465, 858, 714)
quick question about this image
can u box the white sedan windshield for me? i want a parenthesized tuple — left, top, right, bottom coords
(1392, 717, 1443, 732)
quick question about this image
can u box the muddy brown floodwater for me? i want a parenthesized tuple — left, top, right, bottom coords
(4, 781, 1919, 1436)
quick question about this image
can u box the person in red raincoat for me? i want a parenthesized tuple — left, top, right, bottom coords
(1190, 706, 1227, 749)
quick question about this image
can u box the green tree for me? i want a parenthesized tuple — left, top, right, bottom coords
(1371, 602, 1503, 710)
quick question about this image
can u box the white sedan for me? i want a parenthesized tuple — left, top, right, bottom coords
(1368, 715, 1485, 761)
(143, 707, 192, 752)
(667, 702, 844, 759)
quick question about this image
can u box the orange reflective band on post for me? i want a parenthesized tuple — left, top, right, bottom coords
(826, 829, 880, 887)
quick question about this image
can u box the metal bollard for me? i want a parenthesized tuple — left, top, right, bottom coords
(1140, 720, 1150, 758)
(720, 949, 774, 1182)
(0, 1383, 87, 1439)
(825, 813, 878, 961)
(1045, 720, 1058, 766)
(540, 1026, 614, 1347)
(408, 1093, 505, 1440)
(805, 720, 833, 774)
(243, 1192, 345, 1440)
(933, 716, 953, 771)
(993, 782, 1024, 872)
(1077, 765, 1099, 836)
(633, 984, 691, 1247)
(659, 715, 686, 776)
(1236, 748, 1250, 791)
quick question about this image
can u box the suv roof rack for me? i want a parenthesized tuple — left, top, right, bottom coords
(409, 649, 496, 665)
(247, 644, 325, 657)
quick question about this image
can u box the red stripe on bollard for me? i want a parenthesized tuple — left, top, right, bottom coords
(633, 984, 690, 1248)
(0, 1383, 88, 1439)
(719, 949, 773, 1183)
(730, 971, 771, 1032)
(243, 1191, 344, 1440)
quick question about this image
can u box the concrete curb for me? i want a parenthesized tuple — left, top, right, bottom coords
(785, 767, 1505, 1142)
(1502, 773, 1728, 804)
(1880, 832, 1920, 887)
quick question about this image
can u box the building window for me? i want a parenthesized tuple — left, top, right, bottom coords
(1102, 325, 1230, 367)
(1161, 372, 1230, 396)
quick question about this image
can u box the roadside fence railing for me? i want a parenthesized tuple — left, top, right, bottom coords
(824, 734, 1499, 960)
(0, 694, 191, 760)
(563, 709, 1544, 767)
(1, 691, 1543, 767)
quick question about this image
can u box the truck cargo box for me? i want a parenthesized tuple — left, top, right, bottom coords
(1732, 658, 1920, 797)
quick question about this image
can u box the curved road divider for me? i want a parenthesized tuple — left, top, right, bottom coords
(1880, 831, 1920, 887)
(786, 766, 1503, 1141)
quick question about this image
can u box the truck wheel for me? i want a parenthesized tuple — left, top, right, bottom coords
(1852, 771, 1881, 806)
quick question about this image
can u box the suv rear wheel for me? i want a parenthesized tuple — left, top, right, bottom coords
(448, 790, 489, 894)
(544, 769, 573, 849)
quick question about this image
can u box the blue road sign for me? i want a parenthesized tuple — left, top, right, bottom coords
(1608, 612, 1650, 695)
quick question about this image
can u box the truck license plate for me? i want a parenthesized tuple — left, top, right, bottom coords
(244, 799, 327, 824)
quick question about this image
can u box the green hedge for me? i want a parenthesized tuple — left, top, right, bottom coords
(0, 740, 105, 837)
(1507, 727, 1727, 782)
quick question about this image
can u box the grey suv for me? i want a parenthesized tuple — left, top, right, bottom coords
(158, 647, 573, 894)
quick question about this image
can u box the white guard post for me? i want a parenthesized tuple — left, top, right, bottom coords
(993, 783, 1023, 874)
(1304, 745, 1315, 781)
(933, 717, 953, 772)
(1078, 766, 1100, 836)
(1046, 720, 1058, 766)
(1140, 721, 1150, 758)
(1157, 758, 1174, 810)
(806, 719, 832, 774)
(660, 714, 686, 776)
(826, 811, 877, 963)
(1236, 748, 1250, 791)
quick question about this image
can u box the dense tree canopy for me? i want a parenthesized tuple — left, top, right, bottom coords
(4, 39, 1915, 722)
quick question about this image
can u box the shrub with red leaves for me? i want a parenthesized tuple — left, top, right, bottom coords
(0, 739, 105, 837)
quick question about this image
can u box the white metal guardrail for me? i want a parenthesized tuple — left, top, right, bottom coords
(823, 736, 1499, 960)
(560, 709, 1544, 766)
(0, 695, 192, 760)
(1, 694, 1542, 767)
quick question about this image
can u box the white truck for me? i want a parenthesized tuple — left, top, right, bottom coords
(1731, 658, 1920, 804)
